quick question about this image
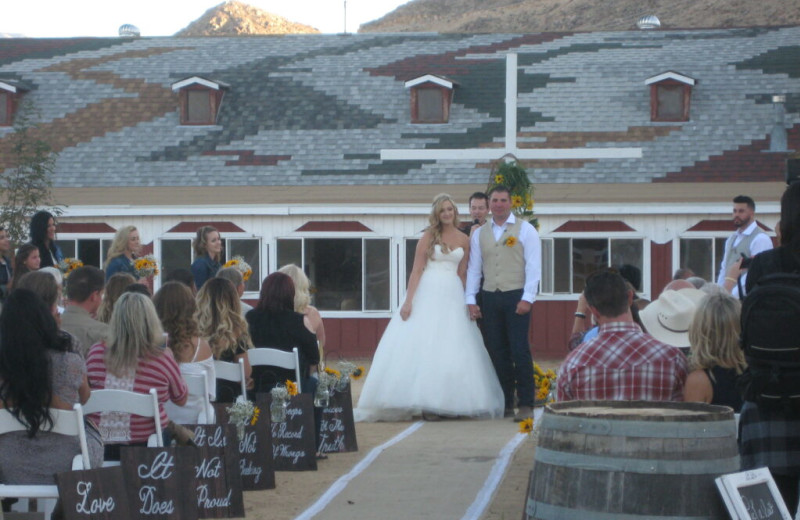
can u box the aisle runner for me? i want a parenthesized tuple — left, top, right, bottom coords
(296, 416, 534, 520)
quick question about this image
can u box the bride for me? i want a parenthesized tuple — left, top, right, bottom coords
(355, 194, 504, 421)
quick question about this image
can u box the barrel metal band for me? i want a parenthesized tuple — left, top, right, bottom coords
(526, 499, 715, 520)
(542, 414, 736, 438)
(534, 448, 740, 475)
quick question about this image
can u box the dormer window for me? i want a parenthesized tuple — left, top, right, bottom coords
(0, 80, 28, 127)
(645, 72, 696, 122)
(404, 75, 456, 124)
(171, 76, 229, 125)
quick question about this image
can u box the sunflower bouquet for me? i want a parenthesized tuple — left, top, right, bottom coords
(325, 362, 366, 392)
(133, 254, 159, 278)
(222, 255, 252, 282)
(534, 362, 557, 405)
(486, 160, 538, 230)
(58, 257, 84, 278)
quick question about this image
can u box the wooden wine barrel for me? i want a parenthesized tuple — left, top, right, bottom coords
(526, 400, 739, 520)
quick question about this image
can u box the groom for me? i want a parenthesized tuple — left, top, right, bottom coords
(466, 185, 541, 421)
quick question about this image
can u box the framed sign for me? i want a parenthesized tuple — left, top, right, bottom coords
(715, 467, 792, 520)
(319, 384, 358, 453)
(120, 447, 198, 520)
(56, 466, 131, 520)
(206, 407, 276, 490)
(259, 393, 317, 471)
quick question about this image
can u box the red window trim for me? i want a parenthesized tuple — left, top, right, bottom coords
(409, 83, 453, 124)
(650, 80, 692, 122)
(178, 85, 224, 125)
(0, 90, 19, 127)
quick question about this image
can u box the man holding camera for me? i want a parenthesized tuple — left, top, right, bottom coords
(717, 195, 773, 296)
(460, 192, 489, 236)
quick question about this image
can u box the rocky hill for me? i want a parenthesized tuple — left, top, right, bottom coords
(359, 0, 800, 33)
(176, 1, 319, 36)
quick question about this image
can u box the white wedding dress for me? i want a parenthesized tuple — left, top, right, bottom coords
(354, 245, 504, 422)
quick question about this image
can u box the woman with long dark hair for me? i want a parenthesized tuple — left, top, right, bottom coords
(191, 225, 222, 290)
(29, 210, 63, 268)
(0, 289, 103, 483)
(8, 243, 40, 290)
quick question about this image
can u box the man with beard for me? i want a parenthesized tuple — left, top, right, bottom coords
(716, 195, 773, 295)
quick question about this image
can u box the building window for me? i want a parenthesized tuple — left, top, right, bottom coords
(276, 237, 391, 311)
(541, 237, 645, 294)
(679, 237, 727, 282)
(0, 91, 8, 126)
(55, 239, 113, 268)
(405, 75, 455, 124)
(160, 237, 261, 291)
(645, 72, 695, 122)
(171, 76, 228, 126)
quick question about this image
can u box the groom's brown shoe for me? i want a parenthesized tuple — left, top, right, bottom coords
(513, 406, 533, 422)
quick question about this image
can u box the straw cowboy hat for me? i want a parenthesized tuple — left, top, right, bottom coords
(639, 288, 706, 348)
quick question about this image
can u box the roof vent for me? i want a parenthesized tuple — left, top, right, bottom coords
(636, 15, 661, 30)
(118, 24, 141, 38)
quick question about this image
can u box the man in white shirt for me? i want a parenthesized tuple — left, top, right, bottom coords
(716, 195, 773, 295)
(466, 186, 541, 421)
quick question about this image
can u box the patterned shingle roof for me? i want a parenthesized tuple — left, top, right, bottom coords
(0, 28, 798, 189)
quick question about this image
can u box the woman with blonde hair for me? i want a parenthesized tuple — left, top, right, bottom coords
(104, 226, 141, 281)
(355, 193, 503, 422)
(96, 272, 137, 323)
(191, 225, 222, 290)
(195, 277, 253, 402)
(683, 292, 746, 411)
(154, 282, 215, 424)
(86, 292, 187, 459)
(278, 264, 325, 360)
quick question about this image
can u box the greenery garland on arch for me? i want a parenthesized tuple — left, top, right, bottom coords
(486, 159, 539, 230)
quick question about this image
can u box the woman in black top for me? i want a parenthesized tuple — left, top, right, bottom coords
(246, 272, 319, 393)
(29, 211, 63, 268)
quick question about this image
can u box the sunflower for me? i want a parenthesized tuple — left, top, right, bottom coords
(352, 366, 365, 380)
(519, 417, 534, 434)
(511, 195, 523, 208)
(504, 236, 517, 248)
(285, 380, 299, 396)
(494, 174, 505, 184)
(250, 406, 261, 425)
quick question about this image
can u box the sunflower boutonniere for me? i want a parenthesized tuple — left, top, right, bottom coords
(504, 235, 518, 248)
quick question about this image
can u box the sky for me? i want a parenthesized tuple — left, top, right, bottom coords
(1, 0, 411, 37)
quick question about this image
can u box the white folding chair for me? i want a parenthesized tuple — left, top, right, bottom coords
(248, 347, 302, 392)
(214, 358, 248, 401)
(183, 370, 215, 424)
(0, 403, 91, 520)
(83, 387, 163, 466)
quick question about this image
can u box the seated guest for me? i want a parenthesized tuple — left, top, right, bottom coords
(195, 278, 253, 402)
(104, 226, 141, 281)
(86, 293, 187, 459)
(639, 285, 705, 352)
(216, 267, 253, 315)
(154, 282, 215, 424)
(0, 289, 104, 483)
(8, 243, 40, 289)
(558, 271, 689, 402)
(683, 292, 745, 411)
(278, 264, 325, 355)
(246, 272, 320, 393)
(61, 266, 109, 357)
(96, 272, 136, 323)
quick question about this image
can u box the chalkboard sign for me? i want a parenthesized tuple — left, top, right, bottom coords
(716, 467, 793, 520)
(259, 393, 317, 471)
(56, 466, 131, 520)
(192, 421, 275, 490)
(192, 445, 245, 518)
(319, 383, 358, 453)
(120, 447, 198, 520)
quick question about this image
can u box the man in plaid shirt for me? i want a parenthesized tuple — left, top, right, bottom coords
(557, 271, 689, 401)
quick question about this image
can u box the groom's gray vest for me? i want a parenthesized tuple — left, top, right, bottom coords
(479, 219, 525, 292)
